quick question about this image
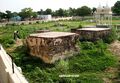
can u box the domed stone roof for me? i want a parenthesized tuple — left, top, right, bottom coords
(96, 4, 112, 14)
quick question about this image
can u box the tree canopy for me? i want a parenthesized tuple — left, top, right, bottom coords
(19, 8, 34, 20)
(5, 10, 13, 21)
(112, 1, 120, 15)
(76, 6, 91, 16)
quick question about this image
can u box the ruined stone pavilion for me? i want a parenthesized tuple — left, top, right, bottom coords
(26, 32, 79, 63)
(94, 4, 112, 27)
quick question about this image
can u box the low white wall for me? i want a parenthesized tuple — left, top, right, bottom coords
(0, 45, 28, 83)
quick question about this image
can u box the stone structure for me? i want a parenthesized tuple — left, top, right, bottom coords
(35, 30, 50, 33)
(37, 15, 52, 21)
(71, 27, 111, 41)
(94, 4, 112, 27)
(26, 32, 79, 63)
(0, 45, 28, 83)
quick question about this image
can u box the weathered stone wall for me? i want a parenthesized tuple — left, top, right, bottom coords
(72, 29, 111, 41)
(26, 33, 79, 63)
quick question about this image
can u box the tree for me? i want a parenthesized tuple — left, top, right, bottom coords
(32, 12, 37, 18)
(37, 9, 44, 15)
(5, 10, 13, 21)
(68, 7, 76, 16)
(56, 8, 64, 17)
(76, 6, 91, 16)
(92, 7, 96, 15)
(12, 12, 18, 17)
(44, 8, 52, 15)
(19, 8, 34, 20)
(112, 1, 120, 15)
(0, 12, 6, 19)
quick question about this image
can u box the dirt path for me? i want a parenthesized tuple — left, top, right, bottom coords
(108, 40, 120, 82)
(109, 40, 120, 58)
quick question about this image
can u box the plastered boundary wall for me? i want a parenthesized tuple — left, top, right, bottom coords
(0, 45, 28, 83)
(0, 17, 73, 27)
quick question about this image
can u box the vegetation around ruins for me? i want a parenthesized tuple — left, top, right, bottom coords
(0, 20, 120, 83)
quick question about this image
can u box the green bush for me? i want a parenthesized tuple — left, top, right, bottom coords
(70, 41, 117, 73)
(12, 23, 17, 26)
(21, 23, 25, 25)
(81, 41, 95, 50)
(56, 60, 69, 73)
(29, 22, 32, 24)
(0, 36, 15, 47)
(103, 28, 117, 44)
(78, 24, 82, 28)
(36, 21, 40, 24)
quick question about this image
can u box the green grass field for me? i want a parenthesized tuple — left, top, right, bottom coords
(0, 20, 119, 83)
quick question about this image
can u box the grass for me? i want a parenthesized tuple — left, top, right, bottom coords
(9, 40, 117, 83)
(0, 20, 119, 83)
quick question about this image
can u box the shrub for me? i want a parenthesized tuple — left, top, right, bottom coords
(36, 21, 40, 24)
(21, 23, 25, 25)
(29, 22, 32, 24)
(103, 28, 117, 43)
(70, 41, 117, 73)
(11, 23, 17, 26)
(56, 60, 69, 73)
(78, 24, 82, 28)
(0, 36, 15, 47)
(81, 41, 95, 50)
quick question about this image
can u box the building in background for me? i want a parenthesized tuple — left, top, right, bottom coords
(10, 16, 21, 21)
(37, 15, 52, 21)
(94, 4, 112, 28)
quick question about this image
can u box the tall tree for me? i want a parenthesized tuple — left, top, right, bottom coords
(37, 9, 44, 15)
(19, 8, 34, 20)
(56, 8, 64, 17)
(12, 12, 18, 17)
(6, 10, 13, 21)
(76, 6, 91, 16)
(92, 7, 96, 15)
(112, 1, 120, 15)
(44, 8, 52, 15)
(32, 12, 37, 18)
(0, 12, 3, 19)
(68, 7, 76, 16)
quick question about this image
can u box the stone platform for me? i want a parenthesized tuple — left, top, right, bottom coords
(71, 27, 111, 41)
(26, 32, 79, 63)
(35, 30, 50, 33)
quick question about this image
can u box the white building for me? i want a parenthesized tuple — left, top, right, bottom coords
(94, 4, 112, 27)
(37, 15, 52, 21)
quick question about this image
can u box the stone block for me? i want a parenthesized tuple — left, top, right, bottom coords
(35, 30, 50, 33)
(26, 32, 79, 63)
(71, 28, 111, 41)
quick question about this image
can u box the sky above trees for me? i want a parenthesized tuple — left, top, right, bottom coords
(0, 0, 118, 12)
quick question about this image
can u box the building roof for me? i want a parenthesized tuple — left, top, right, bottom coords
(29, 32, 76, 38)
(95, 4, 112, 14)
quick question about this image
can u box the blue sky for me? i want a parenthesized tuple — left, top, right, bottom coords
(0, 0, 118, 12)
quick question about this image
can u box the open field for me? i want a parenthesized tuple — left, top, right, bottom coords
(0, 20, 120, 83)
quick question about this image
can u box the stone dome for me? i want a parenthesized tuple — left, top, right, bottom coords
(96, 4, 112, 14)
(104, 4, 111, 13)
(97, 4, 103, 13)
